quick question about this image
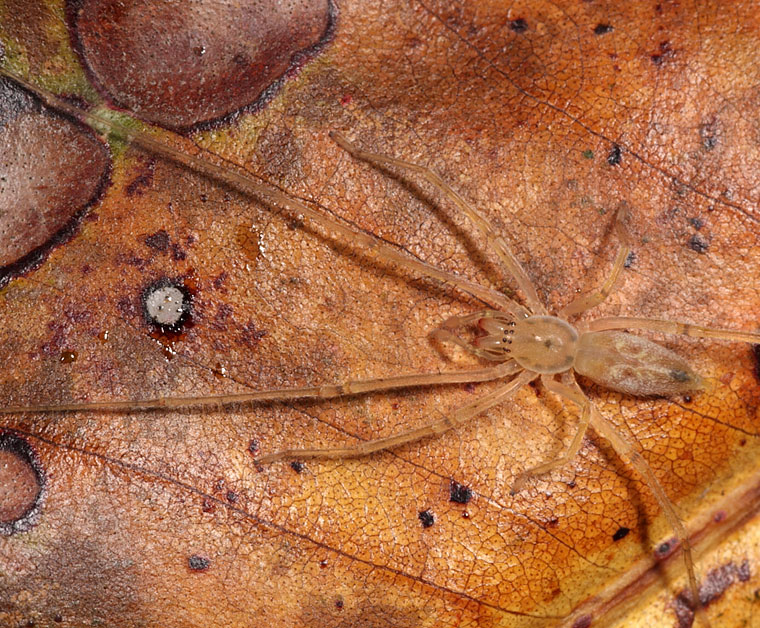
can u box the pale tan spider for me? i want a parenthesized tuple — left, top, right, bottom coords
(4, 67, 759, 627)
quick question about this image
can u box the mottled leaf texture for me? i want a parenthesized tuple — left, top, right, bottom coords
(2, 2, 760, 627)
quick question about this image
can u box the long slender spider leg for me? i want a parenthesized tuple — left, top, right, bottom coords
(0, 69, 513, 312)
(0, 361, 521, 414)
(510, 373, 591, 494)
(330, 131, 545, 315)
(581, 316, 760, 344)
(256, 369, 535, 463)
(554, 382, 710, 628)
(559, 202, 633, 318)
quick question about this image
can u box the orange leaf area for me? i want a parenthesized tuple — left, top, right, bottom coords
(2, 2, 760, 627)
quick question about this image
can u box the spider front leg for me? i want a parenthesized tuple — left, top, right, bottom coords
(559, 202, 633, 318)
(256, 370, 535, 464)
(330, 131, 544, 316)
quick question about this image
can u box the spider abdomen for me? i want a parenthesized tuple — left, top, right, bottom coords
(575, 330, 704, 396)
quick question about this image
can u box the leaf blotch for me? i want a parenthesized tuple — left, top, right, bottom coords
(688, 235, 709, 254)
(607, 144, 622, 166)
(188, 554, 211, 571)
(0, 433, 44, 536)
(418, 509, 435, 528)
(510, 18, 528, 32)
(612, 526, 630, 541)
(593, 23, 614, 35)
(449, 480, 472, 504)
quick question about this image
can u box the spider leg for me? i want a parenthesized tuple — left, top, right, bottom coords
(331, 131, 544, 316)
(559, 202, 633, 318)
(0, 361, 521, 414)
(549, 378, 710, 628)
(1, 69, 513, 313)
(510, 373, 591, 494)
(256, 369, 535, 463)
(582, 316, 760, 344)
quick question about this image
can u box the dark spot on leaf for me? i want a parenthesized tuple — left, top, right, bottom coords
(581, 149, 594, 159)
(607, 144, 622, 165)
(689, 235, 709, 254)
(68, 0, 336, 130)
(0, 433, 45, 535)
(418, 509, 435, 528)
(201, 498, 215, 513)
(290, 461, 305, 473)
(699, 119, 719, 151)
(572, 615, 592, 628)
(593, 23, 613, 35)
(241, 322, 268, 347)
(656, 539, 675, 558)
(683, 395, 692, 403)
(566, 479, 576, 489)
(248, 439, 260, 455)
(188, 554, 211, 571)
(672, 560, 752, 626)
(59, 350, 77, 363)
(319, 559, 328, 568)
(225, 491, 238, 503)
(335, 598, 344, 610)
(689, 217, 704, 230)
(141, 278, 193, 333)
(624, 251, 635, 268)
(449, 480, 472, 504)
(612, 526, 630, 541)
(651, 40, 674, 66)
(0, 75, 111, 288)
(124, 159, 155, 196)
(510, 18, 528, 32)
(143, 229, 170, 252)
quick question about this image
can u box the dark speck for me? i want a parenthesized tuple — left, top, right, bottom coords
(449, 480, 473, 504)
(607, 144, 622, 165)
(753, 344, 760, 382)
(572, 615, 592, 628)
(593, 23, 614, 35)
(699, 119, 719, 151)
(418, 509, 435, 528)
(248, 440, 259, 455)
(656, 539, 674, 558)
(651, 40, 674, 66)
(624, 251, 635, 268)
(143, 229, 170, 252)
(225, 491, 238, 503)
(510, 18, 528, 32)
(335, 598, 344, 610)
(188, 554, 211, 571)
(290, 461, 305, 473)
(689, 235, 709, 254)
(612, 526, 630, 541)
(690, 217, 704, 230)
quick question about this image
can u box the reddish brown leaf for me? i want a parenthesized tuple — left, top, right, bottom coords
(2, 2, 760, 627)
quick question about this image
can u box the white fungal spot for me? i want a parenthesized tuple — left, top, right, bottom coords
(144, 284, 189, 328)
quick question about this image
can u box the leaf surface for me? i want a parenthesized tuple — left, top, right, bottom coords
(2, 2, 760, 627)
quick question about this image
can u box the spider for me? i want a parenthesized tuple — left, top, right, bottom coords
(4, 67, 758, 627)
